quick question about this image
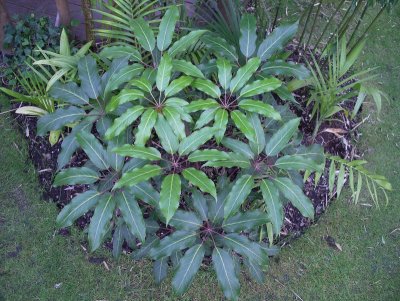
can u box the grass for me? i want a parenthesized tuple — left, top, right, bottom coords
(1, 5, 400, 301)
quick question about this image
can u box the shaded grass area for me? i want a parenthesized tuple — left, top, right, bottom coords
(1, 7, 400, 301)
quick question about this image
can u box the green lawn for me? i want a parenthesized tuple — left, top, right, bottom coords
(1, 5, 399, 301)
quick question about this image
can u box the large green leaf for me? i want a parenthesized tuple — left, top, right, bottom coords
(130, 181, 160, 208)
(105, 105, 144, 139)
(99, 45, 142, 62)
(172, 59, 204, 78)
(188, 149, 230, 162)
(150, 230, 198, 259)
(53, 167, 99, 186)
(223, 233, 269, 266)
(239, 14, 257, 58)
(275, 155, 324, 172)
(164, 76, 193, 97)
(116, 191, 146, 242)
(103, 63, 144, 98)
(113, 145, 161, 161)
(77, 55, 101, 99)
(238, 99, 281, 120)
(257, 21, 298, 61)
(157, 6, 180, 51)
(156, 54, 173, 92)
(76, 131, 110, 170)
(261, 60, 310, 80)
(182, 168, 217, 199)
(170, 210, 203, 231)
(88, 193, 116, 251)
(223, 210, 268, 232)
(172, 244, 205, 295)
(105, 89, 144, 113)
(203, 153, 251, 169)
(248, 113, 265, 155)
(133, 236, 159, 260)
(163, 106, 186, 139)
(273, 177, 314, 219)
(229, 57, 260, 93)
(168, 30, 207, 58)
(178, 127, 217, 156)
(224, 174, 254, 218)
(192, 78, 221, 98)
(130, 17, 155, 52)
(49, 82, 89, 105)
(244, 258, 265, 283)
(265, 118, 300, 156)
(135, 108, 157, 146)
(231, 110, 256, 142)
(159, 174, 181, 224)
(56, 190, 101, 228)
(114, 164, 162, 189)
(130, 78, 152, 94)
(202, 34, 239, 62)
(153, 257, 168, 284)
(154, 114, 179, 154)
(221, 138, 254, 159)
(260, 179, 283, 235)
(239, 78, 282, 98)
(216, 58, 232, 90)
(214, 108, 229, 144)
(185, 99, 219, 113)
(37, 106, 86, 136)
(195, 108, 218, 129)
(212, 248, 240, 301)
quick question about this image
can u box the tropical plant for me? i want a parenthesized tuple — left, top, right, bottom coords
(292, 37, 387, 139)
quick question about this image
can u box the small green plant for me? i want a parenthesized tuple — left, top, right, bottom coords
(1, 14, 61, 86)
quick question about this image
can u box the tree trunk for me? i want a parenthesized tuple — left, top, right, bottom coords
(55, 0, 71, 27)
(81, 0, 94, 41)
(0, 0, 10, 50)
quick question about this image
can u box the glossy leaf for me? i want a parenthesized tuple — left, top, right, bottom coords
(170, 210, 203, 231)
(156, 54, 173, 92)
(212, 248, 240, 301)
(172, 244, 205, 295)
(229, 57, 260, 93)
(221, 138, 254, 159)
(257, 22, 298, 61)
(224, 174, 254, 218)
(195, 108, 218, 129)
(37, 106, 86, 136)
(130, 17, 155, 52)
(165, 76, 193, 97)
(231, 110, 256, 142)
(172, 59, 204, 78)
(135, 108, 157, 146)
(265, 118, 300, 156)
(150, 230, 198, 259)
(188, 149, 230, 162)
(56, 190, 101, 228)
(113, 145, 161, 161)
(239, 14, 257, 58)
(78, 55, 101, 99)
(192, 78, 221, 98)
(105, 105, 144, 139)
(216, 58, 232, 90)
(153, 257, 168, 284)
(168, 30, 207, 58)
(185, 99, 219, 113)
(178, 127, 217, 156)
(157, 6, 180, 51)
(105, 89, 144, 113)
(214, 108, 229, 143)
(260, 179, 283, 235)
(182, 168, 217, 199)
(239, 78, 282, 98)
(154, 114, 179, 154)
(161, 106, 185, 140)
(99, 45, 142, 61)
(53, 167, 99, 186)
(239, 99, 281, 120)
(275, 155, 324, 172)
(248, 113, 265, 155)
(116, 191, 146, 242)
(114, 164, 162, 189)
(261, 60, 310, 80)
(202, 34, 239, 62)
(159, 174, 181, 224)
(223, 210, 268, 232)
(273, 177, 314, 219)
(88, 193, 116, 251)
(49, 82, 89, 105)
(77, 131, 110, 170)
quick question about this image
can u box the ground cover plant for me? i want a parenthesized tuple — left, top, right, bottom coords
(0, 1, 395, 300)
